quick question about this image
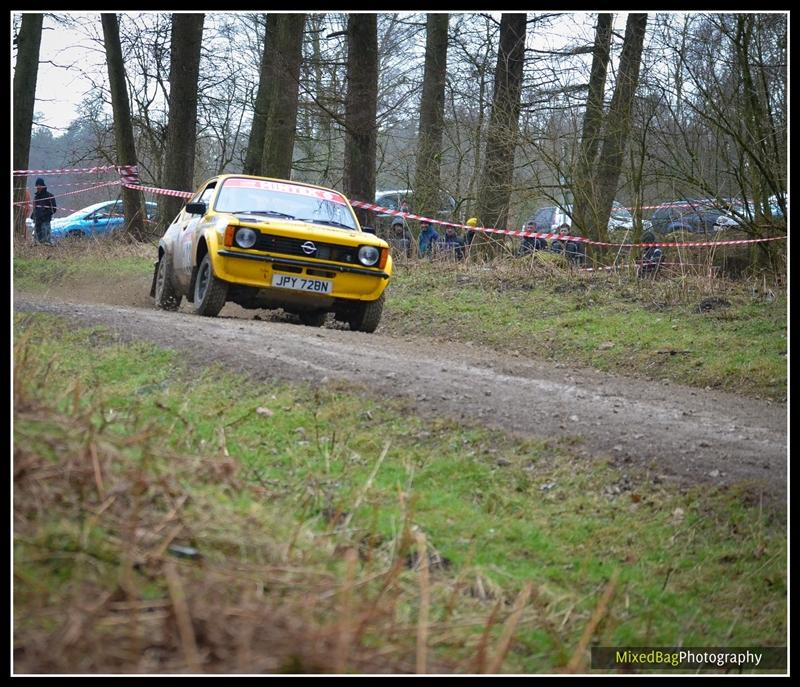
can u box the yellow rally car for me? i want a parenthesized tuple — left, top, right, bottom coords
(150, 175, 392, 332)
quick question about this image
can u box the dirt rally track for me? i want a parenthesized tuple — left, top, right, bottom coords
(14, 292, 787, 505)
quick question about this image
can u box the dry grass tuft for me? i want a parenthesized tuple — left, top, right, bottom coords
(13, 338, 545, 675)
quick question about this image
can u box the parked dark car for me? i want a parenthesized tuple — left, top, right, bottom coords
(650, 199, 739, 234)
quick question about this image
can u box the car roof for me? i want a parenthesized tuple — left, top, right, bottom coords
(204, 174, 345, 196)
(375, 189, 411, 197)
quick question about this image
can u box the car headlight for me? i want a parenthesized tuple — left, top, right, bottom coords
(358, 245, 380, 266)
(235, 227, 258, 248)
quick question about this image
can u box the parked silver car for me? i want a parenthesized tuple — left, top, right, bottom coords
(522, 201, 651, 234)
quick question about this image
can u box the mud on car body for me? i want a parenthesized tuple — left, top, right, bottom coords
(151, 175, 392, 332)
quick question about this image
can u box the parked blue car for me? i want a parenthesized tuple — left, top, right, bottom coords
(50, 200, 157, 242)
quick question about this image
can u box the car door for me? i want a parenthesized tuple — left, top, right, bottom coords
(99, 201, 126, 236)
(82, 203, 114, 236)
(174, 182, 217, 289)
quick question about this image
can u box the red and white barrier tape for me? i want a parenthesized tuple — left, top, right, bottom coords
(123, 182, 193, 199)
(13, 164, 138, 177)
(117, 182, 786, 249)
(13, 180, 122, 206)
(351, 200, 786, 247)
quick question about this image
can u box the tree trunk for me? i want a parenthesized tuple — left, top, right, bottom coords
(474, 13, 526, 257)
(413, 13, 449, 220)
(343, 13, 378, 228)
(571, 13, 613, 240)
(101, 13, 146, 240)
(244, 14, 278, 176)
(159, 13, 205, 228)
(13, 14, 43, 240)
(261, 13, 306, 180)
(593, 13, 648, 256)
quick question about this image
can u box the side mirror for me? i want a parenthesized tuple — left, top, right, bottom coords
(185, 201, 207, 215)
(362, 225, 376, 234)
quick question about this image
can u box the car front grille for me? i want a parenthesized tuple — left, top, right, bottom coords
(254, 233, 359, 264)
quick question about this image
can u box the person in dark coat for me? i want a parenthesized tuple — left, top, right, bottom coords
(441, 225, 466, 260)
(30, 178, 57, 245)
(388, 217, 413, 258)
(639, 230, 664, 277)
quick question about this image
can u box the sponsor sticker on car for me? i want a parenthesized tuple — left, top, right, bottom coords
(224, 178, 347, 205)
(272, 274, 333, 294)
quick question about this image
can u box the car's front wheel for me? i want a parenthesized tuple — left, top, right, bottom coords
(154, 254, 182, 311)
(193, 253, 228, 317)
(348, 293, 385, 333)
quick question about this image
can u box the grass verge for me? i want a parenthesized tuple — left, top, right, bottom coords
(13, 238, 786, 399)
(383, 257, 786, 400)
(13, 313, 786, 674)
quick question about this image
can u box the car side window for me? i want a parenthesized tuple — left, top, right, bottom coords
(534, 208, 553, 225)
(197, 183, 216, 206)
(381, 195, 399, 210)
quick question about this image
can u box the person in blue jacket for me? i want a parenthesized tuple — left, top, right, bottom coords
(418, 220, 440, 257)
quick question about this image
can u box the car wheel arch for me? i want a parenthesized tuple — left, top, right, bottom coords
(188, 237, 210, 301)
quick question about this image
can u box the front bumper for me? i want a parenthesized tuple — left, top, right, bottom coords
(213, 248, 390, 301)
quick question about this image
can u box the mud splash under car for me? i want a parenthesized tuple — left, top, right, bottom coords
(151, 175, 392, 332)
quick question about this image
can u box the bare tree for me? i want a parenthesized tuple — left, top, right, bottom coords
(570, 13, 613, 239)
(159, 13, 205, 227)
(413, 13, 449, 219)
(474, 13, 526, 255)
(343, 13, 378, 227)
(592, 13, 648, 252)
(261, 13, 306, 179)
(13, 14, 43, 239)
(101, 13, 146, 240)
(244, 14, 277, 176)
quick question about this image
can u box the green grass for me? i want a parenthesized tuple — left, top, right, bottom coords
(13, 239, 154, 294)
(383, 259, 786, 399)
(13, 313, 787, 674)
(13, 240, 786, 399)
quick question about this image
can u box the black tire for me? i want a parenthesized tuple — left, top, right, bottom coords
(66, 230, 85, 239)
(193, 253, 228, 317)
(154, 254, 182, 311)
(299, 310, 328, 327)
(348, 293, 385, 333)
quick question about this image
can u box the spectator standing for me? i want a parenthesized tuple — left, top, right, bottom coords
(564, 228, 586, 266)
(388, 217, 413, 258)
(440, 225, 466, 260)
(31, 178, 57, 245)
(520, 224, 548, 254)
(465, 217, 479, 247)
(418, 220, 440, 257)
(638, 230, 664, 277)
(549, 222, 570, 255)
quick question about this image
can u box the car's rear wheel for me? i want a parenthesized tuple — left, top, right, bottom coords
(193, 253, 228, 317)
(154, 254, 182, 311)
(66, 230, 84, 239)
(348, 293, 385, 333)
(299, 310, 328, 327)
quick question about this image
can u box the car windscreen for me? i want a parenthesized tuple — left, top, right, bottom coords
(610, 203, 633, 222)
(63, 203, 109, 220)
(215, 178, 358, 231)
